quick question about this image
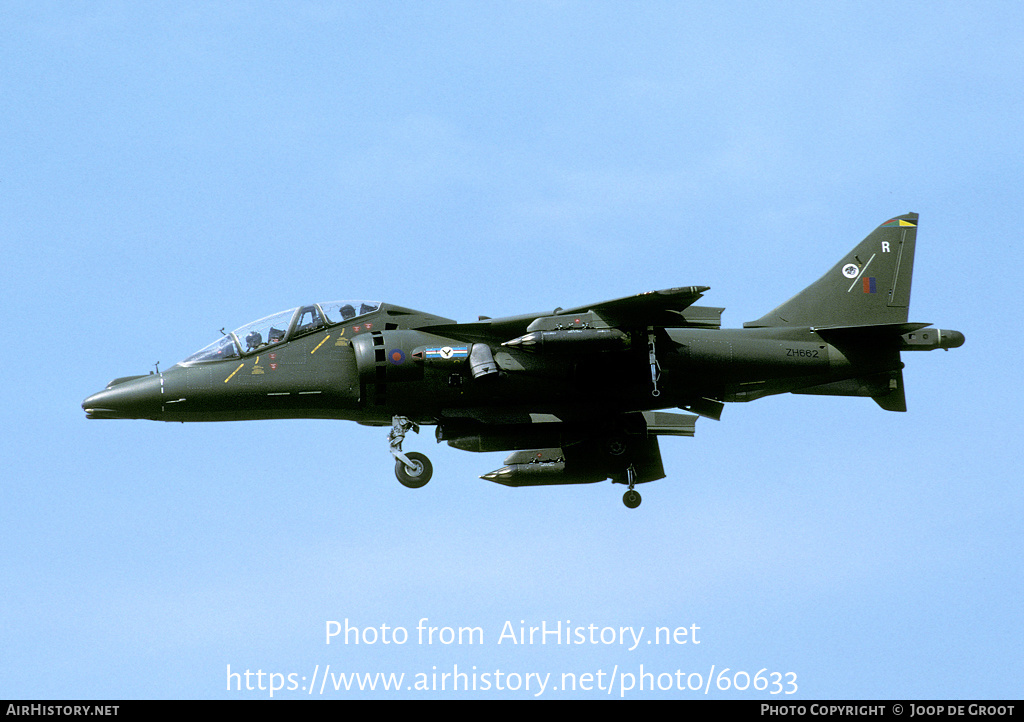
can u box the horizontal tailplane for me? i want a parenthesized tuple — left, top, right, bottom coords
(792, 369, 907, 412)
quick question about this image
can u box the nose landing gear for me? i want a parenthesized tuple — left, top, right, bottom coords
(389, 415, 433, 488)
(395, 451, 432, 488)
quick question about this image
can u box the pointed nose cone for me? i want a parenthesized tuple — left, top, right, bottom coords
(82, 374, 164, 419)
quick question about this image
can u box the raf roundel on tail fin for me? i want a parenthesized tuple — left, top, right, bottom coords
(745, 213, 919, 329)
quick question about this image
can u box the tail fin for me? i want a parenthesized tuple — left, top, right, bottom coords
(745, 213, 919, 328)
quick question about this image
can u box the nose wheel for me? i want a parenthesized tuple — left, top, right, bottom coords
(389, 416, 433, 488)
(395, 451, 432, 488)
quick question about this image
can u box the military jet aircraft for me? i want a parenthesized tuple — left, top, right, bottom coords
(83, 213, 963, 508)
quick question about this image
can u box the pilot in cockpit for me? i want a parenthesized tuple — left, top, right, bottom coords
(244, 330, 263, 352)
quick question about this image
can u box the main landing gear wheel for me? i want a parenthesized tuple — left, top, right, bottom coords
(395, 451, 432, 488)
(621, 464, 641, 508)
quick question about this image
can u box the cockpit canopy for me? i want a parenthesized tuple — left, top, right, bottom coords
(181, 301, 380, 364)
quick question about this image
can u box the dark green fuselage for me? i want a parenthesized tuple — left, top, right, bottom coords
(82, 213, 964, 503)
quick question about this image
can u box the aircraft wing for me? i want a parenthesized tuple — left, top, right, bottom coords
(418, 286, 719, 343)
(557, 285, 711, 324)
(415, 313, 541, 344)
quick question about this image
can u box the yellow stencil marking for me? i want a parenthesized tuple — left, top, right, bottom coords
(311, 334, 331, 354)
(224, 363, 245, 383)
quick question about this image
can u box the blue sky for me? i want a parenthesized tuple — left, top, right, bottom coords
(2, 1, 1021, 699)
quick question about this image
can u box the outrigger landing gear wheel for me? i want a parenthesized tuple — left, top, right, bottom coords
(395, 451, 432, 488)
